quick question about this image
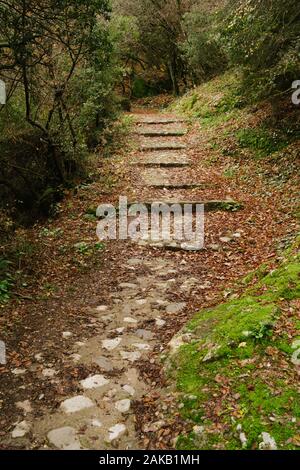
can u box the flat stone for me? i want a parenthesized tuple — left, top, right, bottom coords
(140, 143, 186, 151)
(259, 432, 277, 450)
(71, 354, 82, 362)
(155, 318, 166, 327)
(102, 338, 122, 351)
(80, 374, 109, 390)
(115, 327, 125, 334)
(107, 424, 127, 443)
(122, 385, 135, 396)
(119, 283, 138, 289)
(16, 400, 32, 414)
(135, 117, 185, 124)
(127, 258, 143, 266)
(60, 396, 94, 414)
(115, 399, 131, 413)
(136, 329, 154, 340)
(96, 305, 108, 312)
(147, 182, 209, 190)
(12, 420, 30, 438)
(166, 302, 187, 314)
(133, 343, 151, 351)
(137, 128, 186, 137)
(126, 200, 242, 213)
(120, 351, 141, 362)
(133, 154, 190, 168)
(94, 356, 114, 372)
(90, 419, 102, 428)
(123, 317, 138, 324)
(12, 368, 26, 376)
(220, 236, 232, 243)
(47, 427, 81, 450)
(180, 241, 204, 251)
(136, 299, 148, 306)
(62, 332, 73, 339)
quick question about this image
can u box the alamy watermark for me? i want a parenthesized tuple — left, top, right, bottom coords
(0, 79, 6, 105)
(96, 197, 204, 247)
(0, 341, 6, 365)
(291, 340, 300, 366)
(292, 80, 300, 105)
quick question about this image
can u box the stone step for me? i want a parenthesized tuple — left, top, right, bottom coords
(131, 160, 190, 168)
(134, 117, 185, 125)
(138, 239, 203, 252)
(140, 143, 187, 151)
(146, 182, 212, 190)
(136, 128, 187, 137)
(131, 152, 190, 168)
(126, 200, 243, 212)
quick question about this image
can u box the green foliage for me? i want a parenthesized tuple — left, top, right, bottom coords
(180, 8, 227, 85)
(0, 0, 120, 219)
(237, 128, 288, 157)
(223, 0, 300, 100)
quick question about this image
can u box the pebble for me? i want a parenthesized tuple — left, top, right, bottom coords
(119, 283, 138, 289)
(115, 399, 131, 413)
(71, 354, 82, 362)
(107, 424, 127, 443)
(120, 351, 141, 362)
(133, 343, 151, 351)
(47, 427, 81, 450)
(60, 396, 94, 414)
(136, 329, 154, 340)
(123, 317, 138, 324)
(94, 356, 114, 372)
(122, 385, 135, 396)
(62, 332, 73, 339)
(136, 299, 148, 306)
(12, 420, 30, 438)
(166, 302, 186, 314)
(80, 375, 109, 390)
(96, 306, 108, 312)
(193, 425, 204, 435)
(259, 432, 277, 450)
(102, 338, 122, 351)
(12, 368, 26, 376)
(144, 420, 165, 433)
(90, 419, 102, 428)
(239, 432, 248, 448)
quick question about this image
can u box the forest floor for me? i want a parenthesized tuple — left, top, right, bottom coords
(0, 88, 299, 450)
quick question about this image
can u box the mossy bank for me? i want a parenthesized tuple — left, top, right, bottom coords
(167, 237, 300, 450)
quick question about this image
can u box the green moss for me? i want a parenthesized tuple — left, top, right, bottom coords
(237, 127, 289, 158)
(170, 71, 244, 128)
(169, 239, 300, 450)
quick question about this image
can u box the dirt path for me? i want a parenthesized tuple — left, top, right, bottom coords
(0, 110, 297, 450)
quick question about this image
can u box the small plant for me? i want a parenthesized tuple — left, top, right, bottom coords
(74, 241, 105, 255)
(0, 259, 13, 304)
